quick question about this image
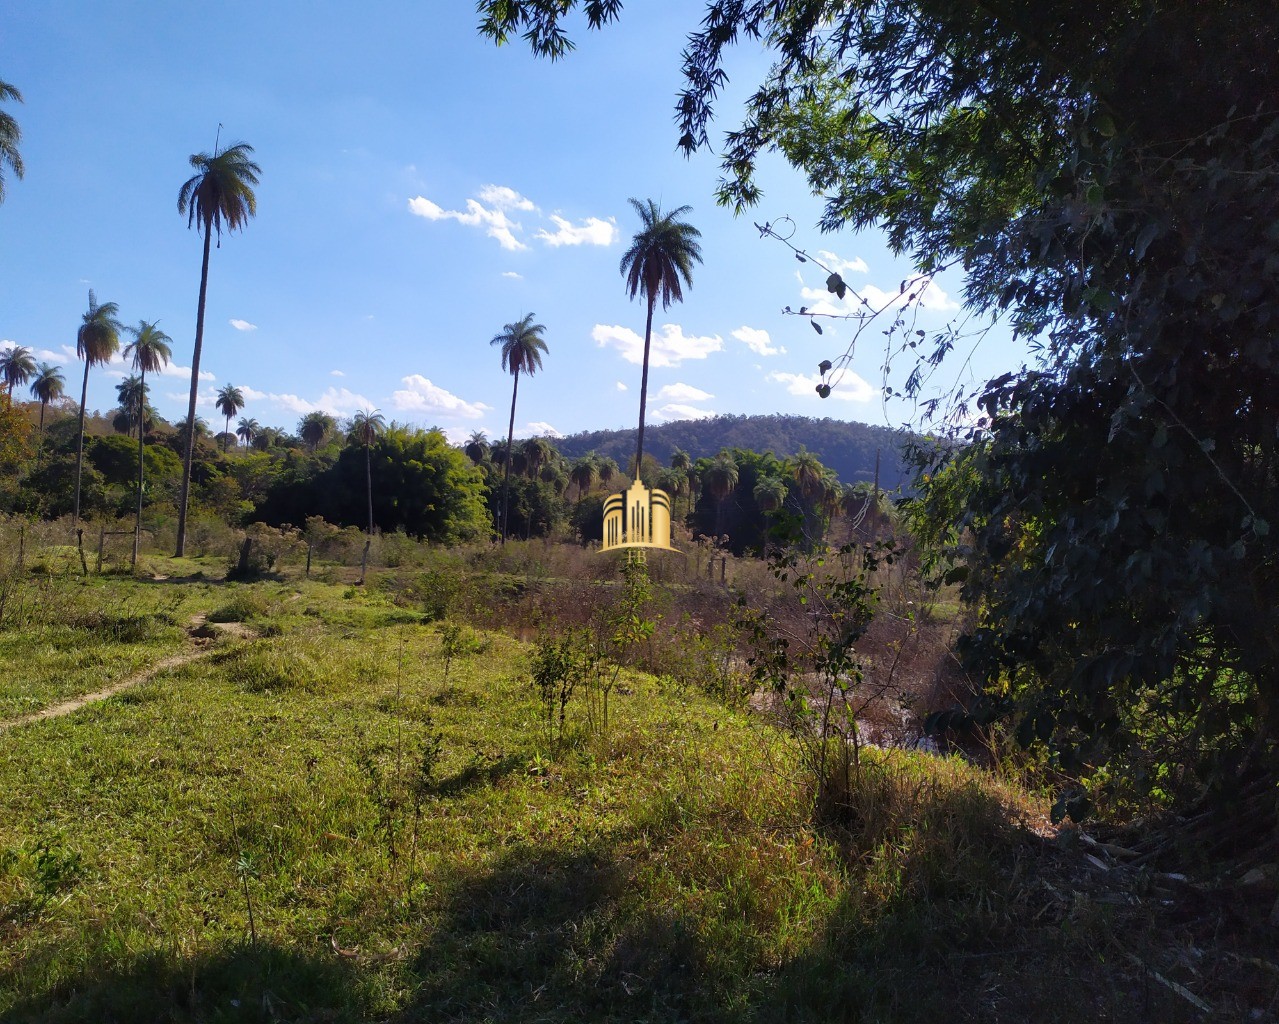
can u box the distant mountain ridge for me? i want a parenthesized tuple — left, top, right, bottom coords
(554, 414, 913, 490)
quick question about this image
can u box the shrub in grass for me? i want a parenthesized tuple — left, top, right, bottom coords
(207, 590, 274, 624)
(216, 641, 334, 693)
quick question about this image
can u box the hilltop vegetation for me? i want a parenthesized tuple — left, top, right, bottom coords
(556, 413, 907, 490)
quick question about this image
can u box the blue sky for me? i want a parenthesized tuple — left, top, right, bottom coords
(0, 1, 1021, 445)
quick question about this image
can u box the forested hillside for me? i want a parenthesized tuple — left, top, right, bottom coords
(555, 414, 908, 488)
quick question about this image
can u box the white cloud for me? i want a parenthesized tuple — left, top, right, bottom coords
(157, 361, 215, 383)
(330, 369, 345, 377)
(477, 184, 536, 211)
(408, 194, 527, 251)
(233, 385, 373, 416)
(591, 323, 723, 368)
(769, 370, 876, 403)
(815, 250, 869, 276)
(615, 381, 628, 391)
(229, 319, 257, 332)
(535, 214, 617, 247)
(501, 271, 523, 281)
(391, 374, 490, 420)
(656, 382, 714, 403)
(731, 326, 785, 357)
(525, 421, 563, 437)
(652, 403, 715, 421)
(799, 275, 958, 316)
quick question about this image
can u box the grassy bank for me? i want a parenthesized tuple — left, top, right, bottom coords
(0, 571, 1271, 1022)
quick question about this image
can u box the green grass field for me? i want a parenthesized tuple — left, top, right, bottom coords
(0, 569, 1268, 1023)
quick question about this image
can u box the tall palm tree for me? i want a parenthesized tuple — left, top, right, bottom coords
(703, 452, 740, 540)
(74, 291, 122, 528)
(29, 362, 64, 435)
(0, 345, 35, 399)
(619, 198, 703, 475)
(490, 313, 549, 544)
(463, 430, 489, 465)
(670, 446, 694, 518)
(215, 384, 245, 452)
(114, 375, 148, 435)
(0, 79, 23, 205)
(521, 436, 554, 480)
(754, 475, 789, 557)
(123, 321, 172, 567)
(175, 139, 260, 556)
(236, 416, 261, 448)
(348, 409, 386, 537)
(298, 410, 335, 451)
(569, 454, 599, 501)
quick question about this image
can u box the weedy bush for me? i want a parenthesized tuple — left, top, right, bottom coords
(436, 622, 490, 679)
(0, 838, 86, 925)
(215, 640, 333, 692)
(740, 534, 909, 829)
(207, 589, 275, 624)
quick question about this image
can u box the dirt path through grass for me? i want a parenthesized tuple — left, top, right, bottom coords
(0, 614, 247, 732)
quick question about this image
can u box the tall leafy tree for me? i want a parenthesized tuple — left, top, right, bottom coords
(174, 140, 260, 556)
(618, 198, 702, 477)
(482, 0, 1279, 787)
(73, 291, 122, 528)
(214, 384, 245, 452)
(123, 321, 172, 566)
(347, 409, 386, 537)
(29, 362, 64, 435)
(490, 313, 549, 543)
(0, 78, 23, 205)
(298, 410, 335, 451)
(0, 345, 35, 399)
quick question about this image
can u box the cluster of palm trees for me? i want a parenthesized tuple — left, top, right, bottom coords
(483, 198, 702, 544)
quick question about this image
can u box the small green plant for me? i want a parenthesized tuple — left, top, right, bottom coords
(436, 622, 490, 679)
(530, 633, 586, 743)
(739, 527, 899, 828)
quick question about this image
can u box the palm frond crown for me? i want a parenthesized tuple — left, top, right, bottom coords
(77, 291, 123, 367)
(619, 198, 703, 310)
(177, 142, 261, 241)
(490, 314, 549, 378)
(124, 321, 173, 376)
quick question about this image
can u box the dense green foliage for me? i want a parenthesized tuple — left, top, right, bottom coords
(557, 413, 905, 489)
(480, 0, 1279, 793)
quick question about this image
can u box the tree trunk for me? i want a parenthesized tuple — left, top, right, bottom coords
(500, 369, 520, 544)
(72, 360, 90, 529)
(365, 441, 374, 537)
(634, 295, 656, 483)
(175, 226, 213, 557)
(134, 367, 146, 568)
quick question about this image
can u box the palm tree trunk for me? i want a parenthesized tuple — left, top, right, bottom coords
(365, 441, 374, 536)
(634, 295, 656, 483)
(500, 369, 520, 544)
(224, 414, 231, 452)
(72, 360, 90, 529)
(175, 226, 213, 557)
(134, 368, 146, 568)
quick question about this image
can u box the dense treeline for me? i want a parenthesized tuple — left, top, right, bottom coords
(0, 396, 888, 555)
(556, 414, 907, 489)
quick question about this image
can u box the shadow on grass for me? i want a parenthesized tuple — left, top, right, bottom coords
(431, 753, 525, 798)
(392, 841, 717, 1023)
(1, 940, 368, 1024)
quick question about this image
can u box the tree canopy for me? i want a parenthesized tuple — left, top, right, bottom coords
(480, 0, 1279, 789)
